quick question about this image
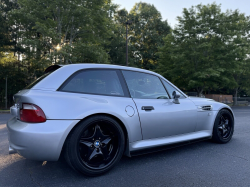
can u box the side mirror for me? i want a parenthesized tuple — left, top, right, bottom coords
(172, 91, 180, 104)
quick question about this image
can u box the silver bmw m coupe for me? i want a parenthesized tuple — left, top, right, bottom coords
(7, 64, 234, 176)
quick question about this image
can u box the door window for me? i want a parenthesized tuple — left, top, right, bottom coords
(162, 80, 185, 99)
(122, 71, 169, 99)
(60, 69, 124, 96)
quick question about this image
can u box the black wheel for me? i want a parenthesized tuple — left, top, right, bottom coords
(64, 115, 125, 176)
(212, 109, 234, 143)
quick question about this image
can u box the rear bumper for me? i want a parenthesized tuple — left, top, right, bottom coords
(7, 117, 79, 161)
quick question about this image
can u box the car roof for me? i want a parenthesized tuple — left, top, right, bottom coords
(58, 63, 161, 76)
(32, 64, 163, 91)
(31, 63, 187, 98)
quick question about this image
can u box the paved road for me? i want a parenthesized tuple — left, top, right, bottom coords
(0, 107, 250, 187)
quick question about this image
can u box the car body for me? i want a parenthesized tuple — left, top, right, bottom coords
(7, 64, 234, 176)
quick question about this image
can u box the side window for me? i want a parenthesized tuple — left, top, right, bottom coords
(60, 70, 124, 96)
(162, 79, 185, 99)
(122, 71, 169, 99)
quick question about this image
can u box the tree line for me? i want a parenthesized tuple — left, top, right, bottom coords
(0, 0, 250, 107)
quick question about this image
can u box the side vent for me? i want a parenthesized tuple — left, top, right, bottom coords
(198, 105, 212, 111)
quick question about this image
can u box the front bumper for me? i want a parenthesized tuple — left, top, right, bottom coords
(7, 117, 79, 161)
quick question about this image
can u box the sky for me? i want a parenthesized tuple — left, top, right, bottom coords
(112, 0, 250, 28)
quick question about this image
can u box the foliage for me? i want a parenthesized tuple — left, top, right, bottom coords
(222, 10, 250, 103)
(0, 53, 28, 108)
(128, 2, 171, 69)
(1, 0, 250, 106)
(107, 9, 128, 66)
(0, 0, 19, 54)
(107, 3, 171, 68)
(157, 3, 250, 97)
(10, 0, 116, 64)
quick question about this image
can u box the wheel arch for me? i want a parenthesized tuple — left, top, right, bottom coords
(220, 107, 235, 122)
(212, 107, 235, 128)
(211, 107, 235, 143)
(60, 113, 131, 159)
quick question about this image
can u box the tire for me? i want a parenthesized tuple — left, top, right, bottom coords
(212, 109, 234, 144)
(64, 115, 125, 176)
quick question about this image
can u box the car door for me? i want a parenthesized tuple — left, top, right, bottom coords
(122, 70, 197, 140)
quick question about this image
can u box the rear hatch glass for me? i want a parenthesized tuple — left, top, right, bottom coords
(24, 65, 62, 89)
(25, 72, 51, 89)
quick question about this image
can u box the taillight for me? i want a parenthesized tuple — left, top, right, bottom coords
(20, 103, 46, 123)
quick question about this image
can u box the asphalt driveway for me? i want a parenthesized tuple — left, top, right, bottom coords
(0, 107, 250, 187)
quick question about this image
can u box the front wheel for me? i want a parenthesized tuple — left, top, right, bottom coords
(212, 109, 234, 144)
(64, 115, 125, 176)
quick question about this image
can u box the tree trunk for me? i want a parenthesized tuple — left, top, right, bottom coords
(57, 7, 62, 64)
(196, 88, 203, 97)
(198, 89, 203, 97)
(233, 88, 238, 106)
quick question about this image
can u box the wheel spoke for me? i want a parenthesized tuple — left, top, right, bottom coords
(77, 120, 121, 170)
(102, 146, 110, 160)
(218, 126, 223, 130)
(102, 137, 112, 145)
(225, 119, 229, 125)
(221, 116, 226, 123)
(93, 125, 105, 139)
(89, 149, 102, 161)
(80, 140, 93, 148)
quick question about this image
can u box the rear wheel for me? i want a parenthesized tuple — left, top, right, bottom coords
(64, 115, 125, 176)
(212, 109, 234, 143)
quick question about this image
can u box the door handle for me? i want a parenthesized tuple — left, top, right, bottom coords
(141, 106, 154, 111)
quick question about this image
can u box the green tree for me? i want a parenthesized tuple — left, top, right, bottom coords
(222, 10, 250, 104)
(107, 9, 128, 65)
(107, 3, 171, 68)
(129, 2, 171, 69)
(10, 0, 115, 65)
(0, 0, 19, 54)
(0, 53, 31, 108)
(158, 3, 250, 97)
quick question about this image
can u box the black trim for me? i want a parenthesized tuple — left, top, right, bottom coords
(141, 106, 154, 111)
(57, 68, 130, 98)
(118, 69, 132, 98)
(44, 65, 62, 73)
(116, 70, 131, 98)
(159, 78, 171, 98)
(160, 78, 186, 99)
(130, 137, 211, 157)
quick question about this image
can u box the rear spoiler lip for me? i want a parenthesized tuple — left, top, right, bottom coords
(44, 65, 64, 73)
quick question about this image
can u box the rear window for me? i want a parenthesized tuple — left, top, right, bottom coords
(25, 72, 51, 89)
(60, 69, 125, 96)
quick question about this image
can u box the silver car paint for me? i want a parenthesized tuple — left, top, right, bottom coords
(189, 97, 235, 131)
(8, 116, 79, 160)
(13, 89, 142, 143)
(133, 98, 197, 139)
(7, 64, 234, 161)
(130, 130, 211, 151)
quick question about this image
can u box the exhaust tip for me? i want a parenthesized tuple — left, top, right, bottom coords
(9, 146, 16, 154)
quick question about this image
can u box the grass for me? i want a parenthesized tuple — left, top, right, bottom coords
(0, 109, 10, 113)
